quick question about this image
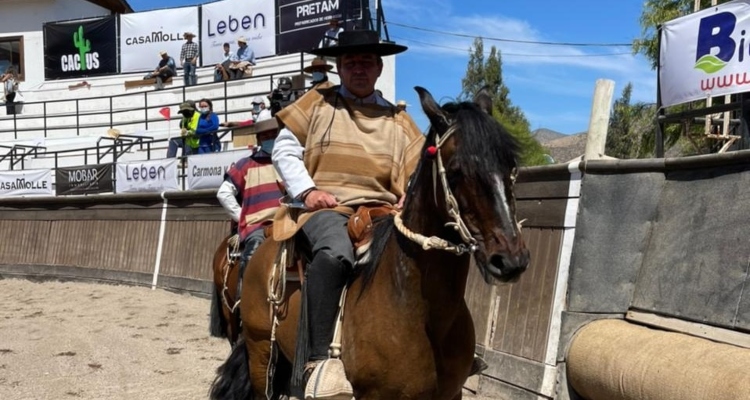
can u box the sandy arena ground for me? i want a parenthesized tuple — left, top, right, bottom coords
(0, 278, 497, 400)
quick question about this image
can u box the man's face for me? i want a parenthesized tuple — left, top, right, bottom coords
(257, 131, 277, 142)
(223, 45, 229, 53)
(337, 53, 382, 98)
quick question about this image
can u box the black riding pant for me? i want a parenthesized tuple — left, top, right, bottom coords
(300, 211, 353, 360)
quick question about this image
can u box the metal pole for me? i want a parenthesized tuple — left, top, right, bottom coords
(740, 93, 750, 149)
(144, 92, 149, 130)
(75, 99, 80, 136)
(655, 25, 665, 158)
(584, 79, 615, 160)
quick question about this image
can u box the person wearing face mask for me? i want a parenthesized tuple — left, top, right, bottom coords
(216, 128, 284, 301)
(166, 100, 201, 158)
(220, 96, 273, 130)
(194, 98, 221, 154)
(269, 77, 300, 116)
(303, 57, 334, 91)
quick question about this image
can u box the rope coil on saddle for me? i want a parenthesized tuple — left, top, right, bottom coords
(221, 234, 242, 313)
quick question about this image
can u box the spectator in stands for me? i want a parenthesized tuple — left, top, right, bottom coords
(303, 57, 333, 90)
(220, 96, 272, 128)
(1, 67, 19, 115)
(227, 37, 255, 80)
(195, 98, 221, 153)
(318, 18, 344, 48)
(167, 100, 200, 158)
(214, 42, 233, 82)
(396, 100, 407, 112)
(216, 128, 283, 292)
(180, 32, 199, 87)
(269, 77, 300, 116)
(145, 51, 177, 90)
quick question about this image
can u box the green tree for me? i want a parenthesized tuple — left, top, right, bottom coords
(607, 83, 658, 158)
(632, 0, 732, 156)
(460, 38, 549, 165)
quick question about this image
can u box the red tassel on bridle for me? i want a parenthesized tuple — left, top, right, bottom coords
(425, 145, 438, 159)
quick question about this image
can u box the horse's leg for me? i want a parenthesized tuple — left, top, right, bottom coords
(437, 301, 475, 400)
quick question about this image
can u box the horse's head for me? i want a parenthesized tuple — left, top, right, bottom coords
(414, 86, 530, 283)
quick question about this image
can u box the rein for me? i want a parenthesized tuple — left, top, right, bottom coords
(394, 123, 478, 256)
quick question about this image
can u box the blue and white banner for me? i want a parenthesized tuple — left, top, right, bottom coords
(120, 6, 200, 73)
(186, 148, 251, 190)
(660, 0, 750, 107)
(0, 169, 53, 197)
(200, 0, 276, 65)
(116, 158, 179, 193)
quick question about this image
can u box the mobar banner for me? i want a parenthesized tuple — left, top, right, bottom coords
(120, 6, 200, 73)
(0, 169, 53, 197)
(115, 159, 179, 193)
(55, 163, 113, 196)
(186, 148, 251, 190)
(43, 16, 118, 79)
(660, 0, 750, 107)
(201, 0, 276, 64)
(277, 0, 368, 55)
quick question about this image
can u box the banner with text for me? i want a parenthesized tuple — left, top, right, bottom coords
(277, 0, 367, 55)
(120, 6, 200, 73)
(0, 169, 53, 197)
(660, 0, 750, 107)
(43, 16, 118, 79)
(55, 164, 113, 196)
(116, 159, 179, 194)
(186, 149, 251, 190)
(200, 0, 276, 64)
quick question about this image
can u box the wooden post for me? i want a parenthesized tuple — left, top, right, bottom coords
(584, 79, 615, 160)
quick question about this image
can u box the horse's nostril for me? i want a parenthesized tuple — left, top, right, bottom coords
(489, 254, 504, 270)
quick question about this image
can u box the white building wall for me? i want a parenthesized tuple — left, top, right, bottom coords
(0, 0, 112, 87)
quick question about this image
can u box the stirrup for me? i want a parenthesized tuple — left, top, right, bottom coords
(304, 359, 353, 400)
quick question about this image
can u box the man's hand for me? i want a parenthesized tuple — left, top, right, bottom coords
(304, 190, 338, 211)
(397, 194, 406, 210)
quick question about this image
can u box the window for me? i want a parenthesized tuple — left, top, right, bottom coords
(0, 36, 24, 81)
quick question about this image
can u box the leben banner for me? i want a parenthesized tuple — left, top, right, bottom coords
(55, 164, 113, 196)
(120, 7, 200, 73)
(660, 0, 750, 107)
(186, 149, 252, 190)
(115, 159, 179, 193)
(200, 0, 276, 65)
(43, 16, 118, 79)
(277, 0, 367, 55)
(0, 169, 53, 197)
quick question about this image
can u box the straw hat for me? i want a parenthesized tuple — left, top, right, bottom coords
(107, 128, 121, 138)
(237, 37, 247, 43)
(397, 100, 408, 108)
(159, 50, 168, 56)
(184, 32, 196, 38)
(303, 57, 333, 73)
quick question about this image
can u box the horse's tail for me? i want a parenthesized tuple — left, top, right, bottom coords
(208, 337, 252, 400)
(209, 284, 227, 339)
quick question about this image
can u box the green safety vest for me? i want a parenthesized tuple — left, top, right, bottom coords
(181, 113, 200, 148)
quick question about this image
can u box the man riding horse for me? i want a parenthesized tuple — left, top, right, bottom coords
(272, 30, 425, 398)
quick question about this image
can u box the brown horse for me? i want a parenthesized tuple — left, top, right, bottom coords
(209, 234, 242, 346)
(209, 86, 530, 400)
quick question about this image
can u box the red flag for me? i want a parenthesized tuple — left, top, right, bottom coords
(158, 107, 171, 120)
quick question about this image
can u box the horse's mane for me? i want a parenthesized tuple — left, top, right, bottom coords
(354, 99, 520, 295)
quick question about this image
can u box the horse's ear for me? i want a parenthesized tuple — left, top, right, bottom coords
(474, 85, 493, 115)
(414, 86, 447, 128)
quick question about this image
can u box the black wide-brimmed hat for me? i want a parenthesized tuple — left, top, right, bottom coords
(309, 30, 407, 57)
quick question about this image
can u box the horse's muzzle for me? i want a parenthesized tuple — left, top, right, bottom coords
(486, 248, 530, 283)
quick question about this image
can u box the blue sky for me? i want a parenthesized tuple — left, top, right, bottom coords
(128, 0, 656, 135)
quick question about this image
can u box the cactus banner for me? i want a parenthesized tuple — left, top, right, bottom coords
(43, 16, 118, 80)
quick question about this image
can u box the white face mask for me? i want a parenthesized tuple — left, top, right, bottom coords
(312, 72, 326, 82)
(198, 106, 209, 114)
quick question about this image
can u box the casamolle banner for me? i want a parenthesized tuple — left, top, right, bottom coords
(660, 0, 750, 107)
(0, 169, 54, 197)
(186, 148, 251, 190)
(200, 0, 275, 65)
(43, 16, 118, 79)
(55, 164, 113, 196)
(277, 0, 367, 55)
(115, 159, 179, 194)
(120, 6, 200, 73)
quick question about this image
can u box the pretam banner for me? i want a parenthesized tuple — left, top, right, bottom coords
(660, 0, 750, 107)
(115, 159, 179, 193)
(0, 169, 54, 197)
(55, 164, 113, 196)
(120, 7, 200, 73)
(186, 148, 251, 190)
(43, 16, 118, 79)
(200, 0, 275, 64)
(277, 0, 368, 55)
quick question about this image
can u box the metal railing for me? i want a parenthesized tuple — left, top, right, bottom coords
(0, 54, 306, 139)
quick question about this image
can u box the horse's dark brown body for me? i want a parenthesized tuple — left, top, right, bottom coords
(209, 235, 242, 346)
(210, 86, 530, 400)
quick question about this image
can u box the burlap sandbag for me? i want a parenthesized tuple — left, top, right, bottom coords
(567, 319, 750, 400)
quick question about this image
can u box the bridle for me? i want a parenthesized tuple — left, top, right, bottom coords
(394, 121, 479, 256)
